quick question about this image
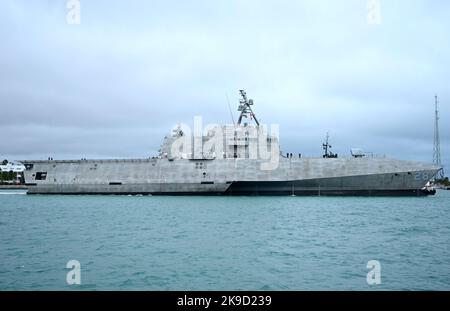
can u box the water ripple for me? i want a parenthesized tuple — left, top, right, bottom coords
(0, 191, 450, 290)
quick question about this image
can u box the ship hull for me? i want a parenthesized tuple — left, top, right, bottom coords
(22, 158, 440, 196)
(25, 183, 434, 197)
(225, 181, 434, 196)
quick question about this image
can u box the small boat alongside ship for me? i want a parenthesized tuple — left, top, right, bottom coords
(21, 90, 442, 196)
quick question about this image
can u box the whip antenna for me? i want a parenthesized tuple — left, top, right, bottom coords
(226, 92, 235, 126)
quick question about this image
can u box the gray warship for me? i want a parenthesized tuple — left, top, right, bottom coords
(23, 90, 441, 196)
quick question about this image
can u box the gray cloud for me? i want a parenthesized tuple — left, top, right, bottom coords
(0, 0, 448, 169)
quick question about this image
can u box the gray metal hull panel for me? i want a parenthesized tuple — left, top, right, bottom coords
(23, 157, 441, 196)
(225, 173, 437, 196)
(26, 183, 230, 195)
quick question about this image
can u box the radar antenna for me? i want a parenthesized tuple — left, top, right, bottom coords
(237, 90, 260, 126)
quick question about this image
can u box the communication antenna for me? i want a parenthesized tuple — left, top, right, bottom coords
(323, 132, 331, 158)
(322, 132, 338, 158)
(433, 94, 444, 178)
(226, 92, 235, 126)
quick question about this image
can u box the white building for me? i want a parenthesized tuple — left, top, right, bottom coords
(0, 161, 26, 172)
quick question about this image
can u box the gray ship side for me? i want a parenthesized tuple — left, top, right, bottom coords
(22, 157, 440, 196)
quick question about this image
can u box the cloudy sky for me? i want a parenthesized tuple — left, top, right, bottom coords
(0, 0, 448, 169)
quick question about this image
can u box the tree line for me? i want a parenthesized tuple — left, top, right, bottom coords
(0, 171, 20, 184)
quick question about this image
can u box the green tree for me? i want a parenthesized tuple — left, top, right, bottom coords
(443, 177, 449, 186)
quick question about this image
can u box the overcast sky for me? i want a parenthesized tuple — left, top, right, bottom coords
(0, 0, 448, 169)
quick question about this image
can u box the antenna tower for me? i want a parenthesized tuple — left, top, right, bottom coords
(433, 95, 444, 179)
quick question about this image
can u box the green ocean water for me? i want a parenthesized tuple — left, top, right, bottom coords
(0, 191, 449, 290)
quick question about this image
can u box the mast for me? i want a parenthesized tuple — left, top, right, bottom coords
(323, 132, 330, 158)
(322, 132, 338, 158)
(237, 90, 260, 126)
(433, 94, 444, 178)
